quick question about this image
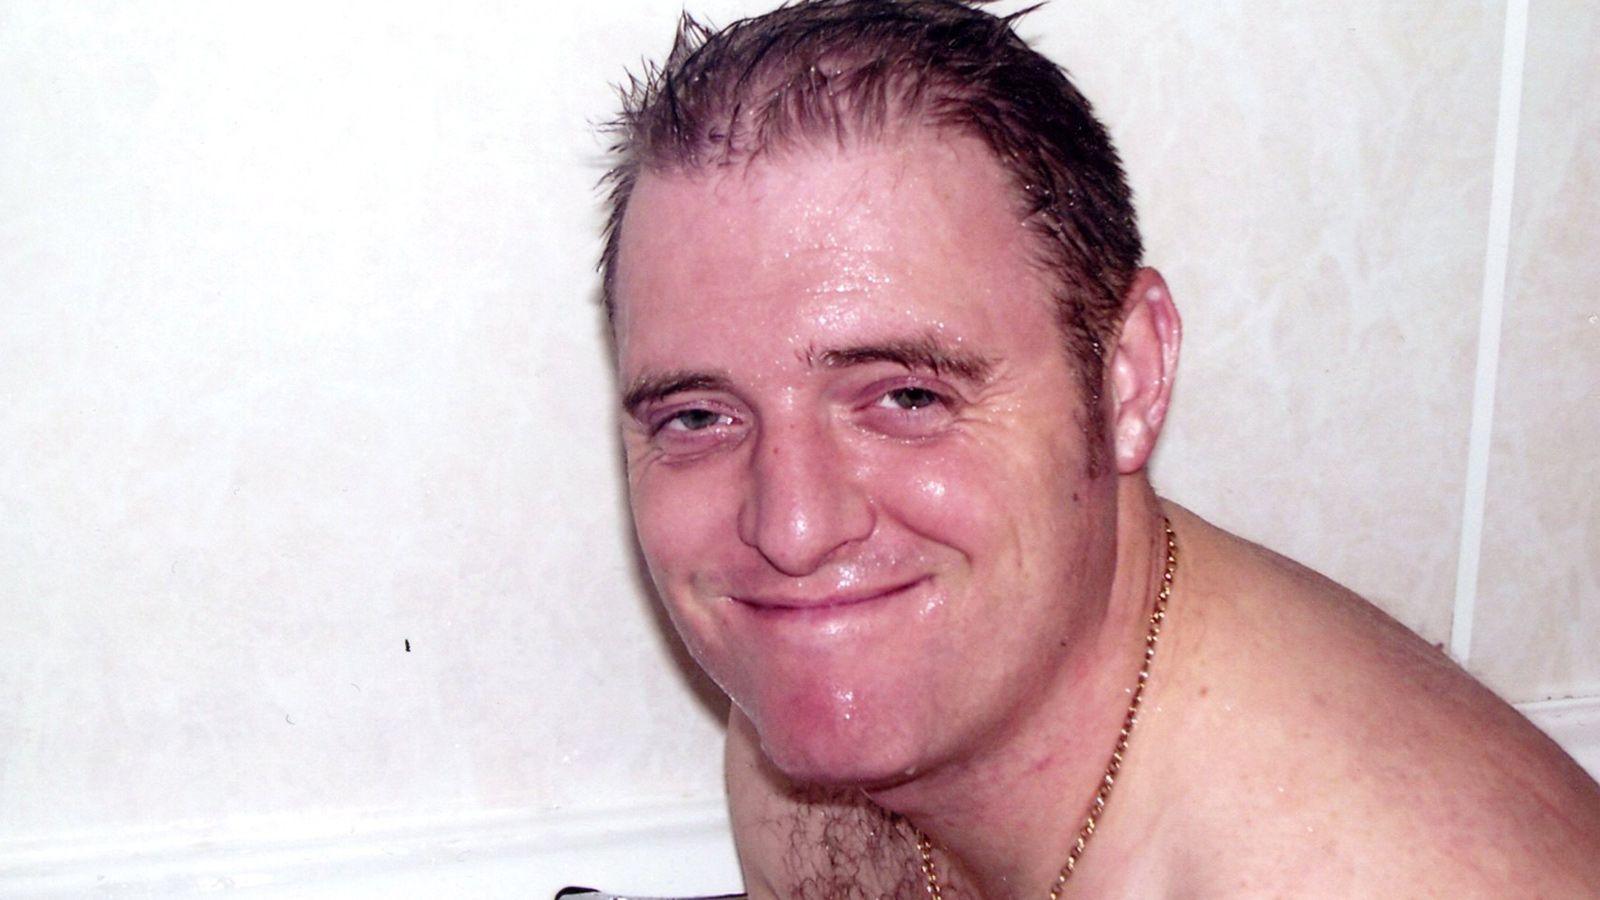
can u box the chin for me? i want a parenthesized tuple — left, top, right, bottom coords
(741, 684, 928, 790)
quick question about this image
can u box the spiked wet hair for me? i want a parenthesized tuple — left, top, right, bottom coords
(600, 0, 1142, 398)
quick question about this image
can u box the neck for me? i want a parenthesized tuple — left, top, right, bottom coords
(864, 478, 1173, 899)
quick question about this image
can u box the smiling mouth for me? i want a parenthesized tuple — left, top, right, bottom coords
(733, 576, 929, 613)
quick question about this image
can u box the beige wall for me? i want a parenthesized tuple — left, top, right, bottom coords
(1, 0, 1592, 880)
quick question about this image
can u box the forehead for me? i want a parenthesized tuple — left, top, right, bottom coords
(610, 135, 1059, 369)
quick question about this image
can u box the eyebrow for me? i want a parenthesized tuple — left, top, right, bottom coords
(818, 336, 995, 383)
(622, 335, 995, 413)
(622, 371, 733, 413)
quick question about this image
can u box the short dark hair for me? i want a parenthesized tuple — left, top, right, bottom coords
(600, 0, 1142, 399)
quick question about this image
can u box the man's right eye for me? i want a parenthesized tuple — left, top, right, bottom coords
(657, 408, 735, 433)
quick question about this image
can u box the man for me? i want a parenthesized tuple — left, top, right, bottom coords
(599, 1, 1600, 895)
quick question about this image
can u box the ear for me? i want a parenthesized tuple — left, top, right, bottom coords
(1107, 268, 1182, 474)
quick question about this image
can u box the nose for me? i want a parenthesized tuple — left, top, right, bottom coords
(737, 418, 874, 577)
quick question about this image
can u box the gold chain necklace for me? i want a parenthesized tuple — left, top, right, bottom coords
(914, 516, 1178, 899)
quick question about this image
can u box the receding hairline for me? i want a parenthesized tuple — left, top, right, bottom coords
(597, 4, 1126, 320)
(627, 106, 1032, 187)
(608, 123, 1068, 315)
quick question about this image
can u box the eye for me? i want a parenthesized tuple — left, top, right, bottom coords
(857, 381, 958, 440)
(876, 386, 943, 411)
(658, 407, 735, 433)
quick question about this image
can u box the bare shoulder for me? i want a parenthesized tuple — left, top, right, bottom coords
(725, 709, 933, 900)
(1159, 504, 1600, 895)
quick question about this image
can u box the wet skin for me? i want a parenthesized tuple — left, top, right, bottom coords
(611, 134, 1123, 789)
(609, 134, 1600, 897)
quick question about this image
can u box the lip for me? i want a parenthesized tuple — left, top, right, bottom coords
(732, 576, 929, 613)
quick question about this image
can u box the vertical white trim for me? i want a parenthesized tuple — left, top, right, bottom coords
(1451, 0, 1530, 666)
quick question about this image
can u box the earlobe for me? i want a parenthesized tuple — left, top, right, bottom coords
(1107, 268, 1182, 474)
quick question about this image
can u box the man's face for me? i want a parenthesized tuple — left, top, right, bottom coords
(612, 134, 1121, 787)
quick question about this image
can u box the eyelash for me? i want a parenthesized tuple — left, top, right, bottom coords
(641, 379, 957, 448)
(649, 405, 738, 436)
(873, 385, 947, 412)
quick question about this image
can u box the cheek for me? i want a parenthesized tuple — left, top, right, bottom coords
(631, 494, 689, 569)
(628, 465, 730, 587)
(868, 434, 1089, 556)
(866, 431, 1113, 657)
(627, 470, 743, 684)
(892, 467, 991, 549)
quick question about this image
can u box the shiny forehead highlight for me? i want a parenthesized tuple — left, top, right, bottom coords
(599, 0, 1143, 402)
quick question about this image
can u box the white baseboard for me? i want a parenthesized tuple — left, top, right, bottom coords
(4, 698, 1594, 900)
(0, 801, 742, 899)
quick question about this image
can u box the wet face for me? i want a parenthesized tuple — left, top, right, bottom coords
(612, 135, 1121, 787)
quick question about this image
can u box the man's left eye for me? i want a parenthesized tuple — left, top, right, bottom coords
(877, 387, 942, 411)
